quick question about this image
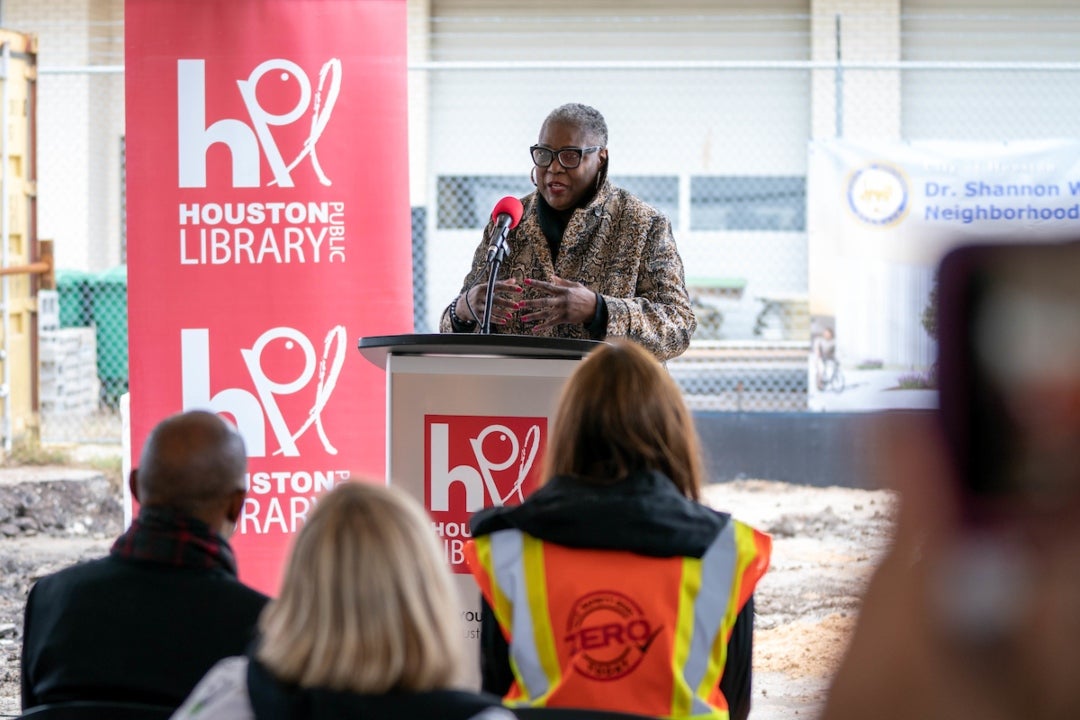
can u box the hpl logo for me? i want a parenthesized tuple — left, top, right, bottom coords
(182, 326, 346, 458)
(425, 414, 545, 572)
(178, 58, 341, 189)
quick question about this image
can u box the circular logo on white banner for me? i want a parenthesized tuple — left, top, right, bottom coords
(847, 163, 910, 227)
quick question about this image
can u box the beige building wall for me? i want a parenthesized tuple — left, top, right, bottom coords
(4, 0, 123, 273)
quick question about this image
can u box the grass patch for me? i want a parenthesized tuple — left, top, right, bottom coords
(4, 438, 73, 466)
(3, 438, 124, 489)
(80, 453, 124, 489)
(894, 372, 936, 390)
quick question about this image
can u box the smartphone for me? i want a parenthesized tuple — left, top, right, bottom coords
(936, 240, 1080, 520)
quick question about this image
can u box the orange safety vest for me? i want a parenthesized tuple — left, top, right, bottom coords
(465, 519, 771, 720)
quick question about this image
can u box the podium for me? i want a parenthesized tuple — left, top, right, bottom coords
(358, 333, 600, 687)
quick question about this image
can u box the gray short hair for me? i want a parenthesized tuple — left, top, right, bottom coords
(543, 103, 608, 146)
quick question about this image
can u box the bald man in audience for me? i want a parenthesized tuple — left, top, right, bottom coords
(21, 410, 268, 711)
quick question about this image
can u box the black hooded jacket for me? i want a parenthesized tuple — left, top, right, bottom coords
(246, 657, 510, 720)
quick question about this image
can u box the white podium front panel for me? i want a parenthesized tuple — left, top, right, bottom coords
(385, 352, 582, 689)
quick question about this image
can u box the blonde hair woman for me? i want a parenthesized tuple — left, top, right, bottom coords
(171, 482, 514, 720)
(464, 339, 771, 720)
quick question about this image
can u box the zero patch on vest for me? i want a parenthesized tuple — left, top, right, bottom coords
(564, 590, 661, 681)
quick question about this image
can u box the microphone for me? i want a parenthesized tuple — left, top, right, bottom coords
(491, 195, 524, 231)
(482, 196, 524, 334)
(487, 196, 524, 263)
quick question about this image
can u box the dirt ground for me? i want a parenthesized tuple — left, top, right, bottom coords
(0, 467, 124, 718)
(0, 469, 896, 719)
(704, 480, 896, 719)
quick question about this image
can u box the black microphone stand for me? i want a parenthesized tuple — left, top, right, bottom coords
(481, 223, 511, 335)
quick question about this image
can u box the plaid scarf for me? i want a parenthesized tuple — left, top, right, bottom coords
(110, 504, 238, 576)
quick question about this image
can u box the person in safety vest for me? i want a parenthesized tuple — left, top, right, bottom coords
(464, 339, 771, 720)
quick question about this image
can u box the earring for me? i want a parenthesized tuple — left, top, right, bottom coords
(595, 160, 608, 192)
(530, 166, 538, 187)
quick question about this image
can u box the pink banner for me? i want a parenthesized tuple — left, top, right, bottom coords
(125, 0, 412, 594)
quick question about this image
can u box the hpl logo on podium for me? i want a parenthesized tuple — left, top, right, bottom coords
(424, 414, 546, 572)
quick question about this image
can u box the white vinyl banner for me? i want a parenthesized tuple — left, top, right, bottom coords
(808, 139, 1080, 411)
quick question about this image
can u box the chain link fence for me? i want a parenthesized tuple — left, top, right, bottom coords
(38, 268, 126, 444)
(34, 62, 125, 444)
(17, 6, 1080, 442)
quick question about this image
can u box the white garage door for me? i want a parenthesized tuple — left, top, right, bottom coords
(902, 0, 1080, 139)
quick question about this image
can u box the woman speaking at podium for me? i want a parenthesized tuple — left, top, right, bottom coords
(440, 103, 696, 362)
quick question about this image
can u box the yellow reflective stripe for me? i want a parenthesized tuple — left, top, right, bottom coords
(697, 596, 735, 709)
(670, 555, 702, 719)
(475, 536, 514, 630)
(688, 525, 737, 718)
(521, 534, 562, 705)
(729, 521, 765, 617)
(488, 530, 548, 701)
(693, 521, 765, 718)
(484, 530, 566, 705)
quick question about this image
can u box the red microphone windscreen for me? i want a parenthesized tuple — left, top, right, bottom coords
(491, 196, 525, 229)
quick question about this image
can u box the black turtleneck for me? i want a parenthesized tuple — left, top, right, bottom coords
(536, 192, 585, 263)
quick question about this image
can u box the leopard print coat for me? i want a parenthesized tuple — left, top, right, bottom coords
(440, 182, 696, 361)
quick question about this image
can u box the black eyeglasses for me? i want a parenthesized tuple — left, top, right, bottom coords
(530, 145, 602, 169)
